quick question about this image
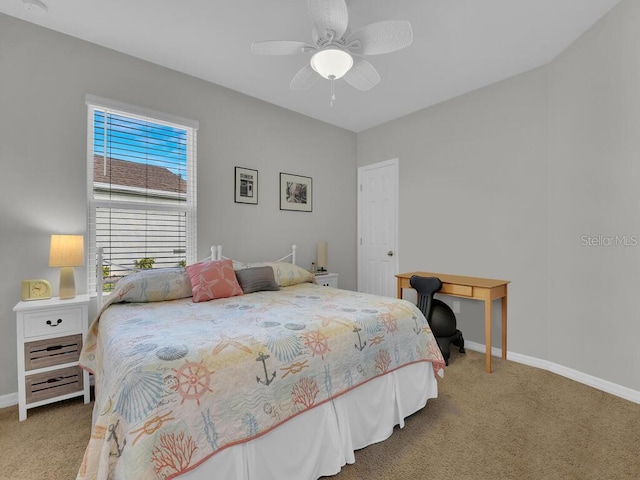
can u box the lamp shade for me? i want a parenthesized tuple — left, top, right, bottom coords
(49, 235, 85, 267)
(310, 49, 353, 79)
(317, 241, 328, 270)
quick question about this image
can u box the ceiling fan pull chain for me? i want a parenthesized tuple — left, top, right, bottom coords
(330, 76, 336, 107)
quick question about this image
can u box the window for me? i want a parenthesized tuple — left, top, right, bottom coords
(87, 95, 198, 293)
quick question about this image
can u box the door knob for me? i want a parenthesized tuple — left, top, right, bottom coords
(387, 251, 394, 256)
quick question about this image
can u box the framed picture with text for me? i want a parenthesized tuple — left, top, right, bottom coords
(280, 172, 312, 212)
(235, 167, 258, 205)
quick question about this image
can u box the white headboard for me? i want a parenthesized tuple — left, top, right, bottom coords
(216, 244, 297, 265)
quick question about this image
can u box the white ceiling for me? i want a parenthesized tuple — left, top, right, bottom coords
(1, 0, 621, 132)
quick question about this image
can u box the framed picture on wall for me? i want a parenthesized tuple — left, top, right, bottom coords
(235, 167, 258, 204)
(280, 172, 312, 212)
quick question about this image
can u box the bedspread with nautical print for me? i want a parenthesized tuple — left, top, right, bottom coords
(78, 283, 445, 480)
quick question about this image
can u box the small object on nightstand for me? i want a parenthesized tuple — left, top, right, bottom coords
(13, 295, 91, 421)
(315, 272, 338, 288)
(21, 279, 52, 301)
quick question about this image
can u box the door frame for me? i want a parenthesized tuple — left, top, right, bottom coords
(357, 158, 400, 293)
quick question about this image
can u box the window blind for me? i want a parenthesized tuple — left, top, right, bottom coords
(87, 96, 198, 293)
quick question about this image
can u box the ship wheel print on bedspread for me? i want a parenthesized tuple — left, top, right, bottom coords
(301, 330, 330, 359)
(173, 360, 213, 406)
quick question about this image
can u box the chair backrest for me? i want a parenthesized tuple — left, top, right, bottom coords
(409, 275, 443, 321)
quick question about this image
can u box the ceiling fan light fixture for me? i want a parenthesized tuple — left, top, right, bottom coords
(310, 49, 353, 80)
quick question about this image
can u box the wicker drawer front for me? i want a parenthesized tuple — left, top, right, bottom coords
(22, 307, 83, 338)
(24, 334, 82, 371)
(25, 366, 84, 404)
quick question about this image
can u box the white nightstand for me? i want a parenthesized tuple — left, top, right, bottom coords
(315, 272, 339, 288)
(13, 295, 91, 421)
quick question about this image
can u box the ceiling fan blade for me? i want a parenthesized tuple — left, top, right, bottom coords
(342, 58, 380, 91)
(346, 21, 413, 55)
(308, 0, 349, 41)
(290, 64, 321, 90)
(251, 41, 311, 55)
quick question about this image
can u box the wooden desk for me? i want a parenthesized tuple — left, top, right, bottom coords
(396, 272, 510, 373)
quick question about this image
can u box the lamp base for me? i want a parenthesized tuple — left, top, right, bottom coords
(58, 266, 76, 299)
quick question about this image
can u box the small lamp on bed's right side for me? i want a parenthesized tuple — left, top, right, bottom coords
(317, 241, 328, 273)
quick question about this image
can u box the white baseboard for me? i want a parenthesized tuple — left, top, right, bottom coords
(0, 392, 18, 409)
(464, 341, 640, 404)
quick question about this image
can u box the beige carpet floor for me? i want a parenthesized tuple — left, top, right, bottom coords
(1, 349, 638, 480)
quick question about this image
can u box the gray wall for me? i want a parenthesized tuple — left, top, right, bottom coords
(0, 14, 357, 399)
(546, 0, 640, 390)
(357, 0, 639, 392)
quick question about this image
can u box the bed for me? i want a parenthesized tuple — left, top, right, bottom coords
(77, 246, 445, 480)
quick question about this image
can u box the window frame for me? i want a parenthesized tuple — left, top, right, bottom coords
(86, 95, 198, 295)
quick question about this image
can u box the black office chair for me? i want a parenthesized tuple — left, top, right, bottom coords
(410, 275, 465, 365)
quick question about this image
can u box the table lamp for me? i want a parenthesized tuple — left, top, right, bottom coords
(49, 234, 84, 299)
(317, 241, 328, 273)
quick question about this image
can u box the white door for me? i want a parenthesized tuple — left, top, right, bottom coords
(357, 159, 399, 296)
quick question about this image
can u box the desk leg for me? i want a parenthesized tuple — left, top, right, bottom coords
(484, 293, 492, 373)
(397, 280, 402, 299)
(502, 289, 508, 360)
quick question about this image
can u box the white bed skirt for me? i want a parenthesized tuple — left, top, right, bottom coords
(179, 361, 438, 480)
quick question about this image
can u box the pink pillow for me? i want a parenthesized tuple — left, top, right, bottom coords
(185, 259, 243, 302)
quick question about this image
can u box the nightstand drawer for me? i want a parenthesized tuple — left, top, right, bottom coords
(25, 365, 84, 404)
(23, 307, 83, 338)
(315, 273, 339, 288)
(24, 334, 82, 371)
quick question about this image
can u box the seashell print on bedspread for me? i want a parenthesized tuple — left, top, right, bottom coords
(78, 283, 445, 480)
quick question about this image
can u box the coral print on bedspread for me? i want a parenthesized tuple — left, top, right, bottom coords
(78, 282, 445, 480)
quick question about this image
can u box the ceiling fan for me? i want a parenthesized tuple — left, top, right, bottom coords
(251, 0, 413, 104)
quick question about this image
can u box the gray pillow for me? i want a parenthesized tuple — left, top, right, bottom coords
(235, 266, 280, 294)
